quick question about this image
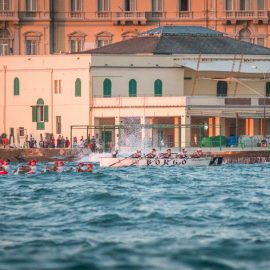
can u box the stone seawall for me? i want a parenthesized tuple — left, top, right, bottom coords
(0, 148, 91, 162)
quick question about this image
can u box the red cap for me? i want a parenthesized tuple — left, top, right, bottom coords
(87, 163, 93, 167)
(0, 160, 4, 165)
(59, 161, 64, 166)
(79, 162, 84, 166)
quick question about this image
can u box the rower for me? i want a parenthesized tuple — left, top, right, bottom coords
(46, 161, 59, 172)
(145, 148, 157, 158)
(160, 148, 172, 159)
(130, 150, 142, 158)
(0, 160, 7, 174)
(86, 163, 93, 173)
(16, 160, 37, 174)
(192, 148, 203, 158)
(176, 147, 188, 159)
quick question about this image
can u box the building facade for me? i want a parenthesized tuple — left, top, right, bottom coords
(0, 54, 90, 145)
(1, 0, 270, 56)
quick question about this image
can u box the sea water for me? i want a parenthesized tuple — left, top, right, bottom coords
(1, 163, 270, 270)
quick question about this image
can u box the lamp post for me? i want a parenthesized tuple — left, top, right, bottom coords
(251, 65, 269, 137)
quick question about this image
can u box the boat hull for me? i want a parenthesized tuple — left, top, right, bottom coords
(100, 157, 211, 168)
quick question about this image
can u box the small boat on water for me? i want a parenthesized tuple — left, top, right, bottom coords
(100, 156, 223, 168)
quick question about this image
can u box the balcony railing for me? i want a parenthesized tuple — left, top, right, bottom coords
(19, 11, 50, 20)
(0, 11, 18, 20)
(224, 10, 268, 20)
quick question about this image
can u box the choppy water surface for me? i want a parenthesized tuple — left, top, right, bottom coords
(1, 164, 270, 270)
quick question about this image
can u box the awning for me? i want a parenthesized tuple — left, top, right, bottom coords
(179, 60, 270, 74)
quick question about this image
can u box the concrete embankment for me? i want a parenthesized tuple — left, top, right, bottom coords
(0, 148, 90, 162)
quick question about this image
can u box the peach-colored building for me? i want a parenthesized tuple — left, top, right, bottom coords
(0, 54, 90, 145)
(1, 0, 270, 56)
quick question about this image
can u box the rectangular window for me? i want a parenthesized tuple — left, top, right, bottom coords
(98, 0, 109, 11)
(0, 43, 9, 56)
(56, 116, 61, 134)
(19, 127, 25, 137)
(257, 38, 265, 46)
(71, 0, 82, 11)
(0, 0, 9, 11)
(26, 0, 37, 11)
(70, 40, 83, 52)
(152, 0, 163, 11)
(97, 39, 110, 47)
(225, 0, 233, 10)
(179, 0, 189, 11)
(37, 106, 44, 122)
(125, 0, 135, 11)
(257, 0, 265, 10)
(54, 80, 62, 94)
(26, 40, 37, 55)
(240, 0, 251, 10)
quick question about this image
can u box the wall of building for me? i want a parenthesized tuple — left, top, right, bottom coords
(2, 0, 270, 56)
(0, 55, 91, 143)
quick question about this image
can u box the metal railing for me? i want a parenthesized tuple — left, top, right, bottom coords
(224, 10, 268, 19)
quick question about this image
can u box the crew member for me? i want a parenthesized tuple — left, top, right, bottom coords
(57, 161, 65, 173)
(76, 162, 85, 172)
(177, 147, 188, 159)
(160, 148, 172, 159)
(193, 148, 203, 158)
(145, 148, 157, 158)
(112, 149, 118, 158)
(130, 150, 142, 158)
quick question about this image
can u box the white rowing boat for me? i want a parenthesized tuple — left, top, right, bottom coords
(100, 156, 216, 168)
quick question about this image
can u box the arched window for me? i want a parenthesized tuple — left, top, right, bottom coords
(32, 98, 48, 130)
(75, 78, 81, 96)
(14, 77, 20, 96)
(266, 82, 270, 97)
(239, 28, 251, 43)
(154, 79, 162, 96)
(217, 81, 228, 96)
(129, 79, 137, 97)
(103, 79, 112, 97)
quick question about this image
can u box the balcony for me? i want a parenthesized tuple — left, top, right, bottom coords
(0, 11, 18, 21)
(222, 10, 268, 24)
(19, 11, 50, 20)
(112, 12, 146, 25)
(146, 11, 166, 20)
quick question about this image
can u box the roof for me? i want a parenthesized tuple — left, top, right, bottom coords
(141, 26, 222, 37)
(83, 26, 270, 56)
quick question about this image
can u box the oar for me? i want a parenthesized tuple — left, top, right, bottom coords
(109, 154, 133, 168)
(130, 156, 145, 166)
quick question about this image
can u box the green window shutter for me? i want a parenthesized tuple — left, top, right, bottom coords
(129, 79, 137, 97)
(154, 79, 162, 96)
(103, 79, 112, 97)
(44, 105, 49, 122)
(75, 78, 81, 97)
(32, 106, 37, 122)
(37, 122, 45, 130)
(14, 78, 20, 96)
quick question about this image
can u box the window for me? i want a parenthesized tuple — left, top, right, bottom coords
(71, 0, 82, 11)
(257, 0, 265, 10)
(239, 28, 251, 43)
(14, 77, 20, 96)
(68, 31, 86, 53)
(129, 79, 137, 97)
(0, 0, 9, 11)
(75, 78, 81, 96)
(154, 79, 162, 96)
(56, 116, 61, 134)
(266, 82, 270, 97)
(179, 0, 189, 11)
(26, 0, 37, 11)
(152, 0, 163, 11)
(32, 98, 48, 130)
(217, 81, 228, 96)
(225, 0, 233, 10)
(96, 31, 113, 48)
(257, 38, 265, 47)
(240, 0, 251, 10)
(98, 0, 109, 11)
(54, 80, 62, 94)
(125, 0, 135, 11)
(103, 79, 112, 97)
(24, 31, 41, 55)
(0, 29, 12, 56)
(121, 31, 139, 40)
